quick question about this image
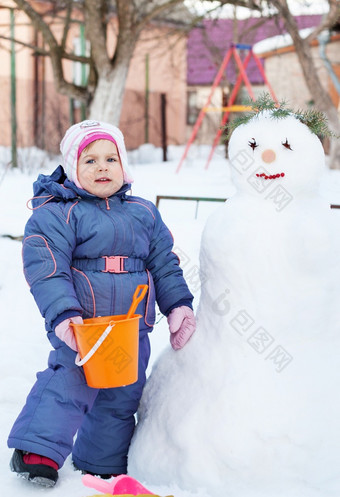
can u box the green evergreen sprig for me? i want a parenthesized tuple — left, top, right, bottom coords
(295, 109, 334, 138)
(225, 93, 336, 139)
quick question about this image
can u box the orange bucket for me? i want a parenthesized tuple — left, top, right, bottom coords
(72, 285, 148, 388)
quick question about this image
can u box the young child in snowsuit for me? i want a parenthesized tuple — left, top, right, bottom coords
(7, 120, 195, 487)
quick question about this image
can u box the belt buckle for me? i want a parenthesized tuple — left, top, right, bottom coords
(102, 256, 128, 273)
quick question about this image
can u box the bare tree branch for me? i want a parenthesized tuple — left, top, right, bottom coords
(0, 33, 92, 63)
(113, 0, 144, 63)
(136, 0, 261, 32)
(11, 0, 90, 101)
(0, 35, 48, 55)
(133, 0, 188, 30)
(12, 0, 59, 51)
(61, 0, 73, 51)
(305, 0, 340, 42)
(84, 0, 110, 72)
(203, 0, 262, 11)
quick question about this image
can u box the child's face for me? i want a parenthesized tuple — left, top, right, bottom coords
(77, 139, 124, 198)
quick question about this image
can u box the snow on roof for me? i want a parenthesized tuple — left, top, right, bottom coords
(253, 28, 314, 55)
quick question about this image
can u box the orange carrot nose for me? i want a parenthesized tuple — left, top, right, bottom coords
(261, 149, 276, 163)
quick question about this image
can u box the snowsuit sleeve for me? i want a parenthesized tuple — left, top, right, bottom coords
(145, 205, 193, 316)
(22, 202, 83, 329)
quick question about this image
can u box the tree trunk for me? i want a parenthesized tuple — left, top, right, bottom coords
(86, 0, 140, 124)
(88, 61, 130, 123)
(271, 0, 340, 169)
(289, 27, 340, 168)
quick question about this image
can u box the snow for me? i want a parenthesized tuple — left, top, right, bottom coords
(253, 27, 314, 55)
(0, 137, 340, 496)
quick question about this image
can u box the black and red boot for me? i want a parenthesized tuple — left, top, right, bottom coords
(10, 449, 58, 487)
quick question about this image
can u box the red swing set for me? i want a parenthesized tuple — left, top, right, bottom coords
(176, 43, 278, 173)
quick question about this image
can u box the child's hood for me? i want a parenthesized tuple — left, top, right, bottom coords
(30, 165, 130, 208)
(32, 166, 77, 203)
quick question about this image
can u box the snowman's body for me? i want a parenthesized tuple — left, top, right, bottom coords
(128, 113, 340, 496)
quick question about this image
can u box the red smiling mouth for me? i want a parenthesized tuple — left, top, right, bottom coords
(256, 172, 285, 180)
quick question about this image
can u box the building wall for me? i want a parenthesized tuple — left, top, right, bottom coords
(262, 42, 340, 110)
(0, 6, 36, 147)
(185, 86, 224, 144)
(121, 24, 187, 149)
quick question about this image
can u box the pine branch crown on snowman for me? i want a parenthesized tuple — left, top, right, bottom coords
(226, 92, 337, 140)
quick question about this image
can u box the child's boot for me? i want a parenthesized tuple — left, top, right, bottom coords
(72, 460, 120, 479)
(10, 449, 58, 487)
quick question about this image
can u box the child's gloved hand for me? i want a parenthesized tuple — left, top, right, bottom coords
(167, 306, 196, 350)
(54, 316, 83, 351)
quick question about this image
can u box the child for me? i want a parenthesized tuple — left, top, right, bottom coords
(7, 120, 195, 487)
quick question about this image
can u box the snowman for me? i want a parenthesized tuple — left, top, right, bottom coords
(128, 98, 340, 497)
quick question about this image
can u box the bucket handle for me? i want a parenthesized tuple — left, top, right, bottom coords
(75, 321, 115, 367)
(126, 284, 148, 320)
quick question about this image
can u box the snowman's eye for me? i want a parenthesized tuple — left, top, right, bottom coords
(248, 138, 258, 150)
(282, 138, 292, 150)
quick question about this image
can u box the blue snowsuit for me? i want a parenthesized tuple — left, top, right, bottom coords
(7, 166, 193, 475)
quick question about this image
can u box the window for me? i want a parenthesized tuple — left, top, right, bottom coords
(186, 90, 199, 125)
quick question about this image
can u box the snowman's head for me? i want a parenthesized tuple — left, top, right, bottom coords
(228, 110, 325, 197)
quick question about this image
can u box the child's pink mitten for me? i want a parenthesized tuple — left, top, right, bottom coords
(167, 306, 196, 350)
(55, 316, 83, 351)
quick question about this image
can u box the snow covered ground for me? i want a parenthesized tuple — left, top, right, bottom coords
(0, 143, 339, 497)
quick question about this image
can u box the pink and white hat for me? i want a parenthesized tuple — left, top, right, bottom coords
(60, 119, 134, 188)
